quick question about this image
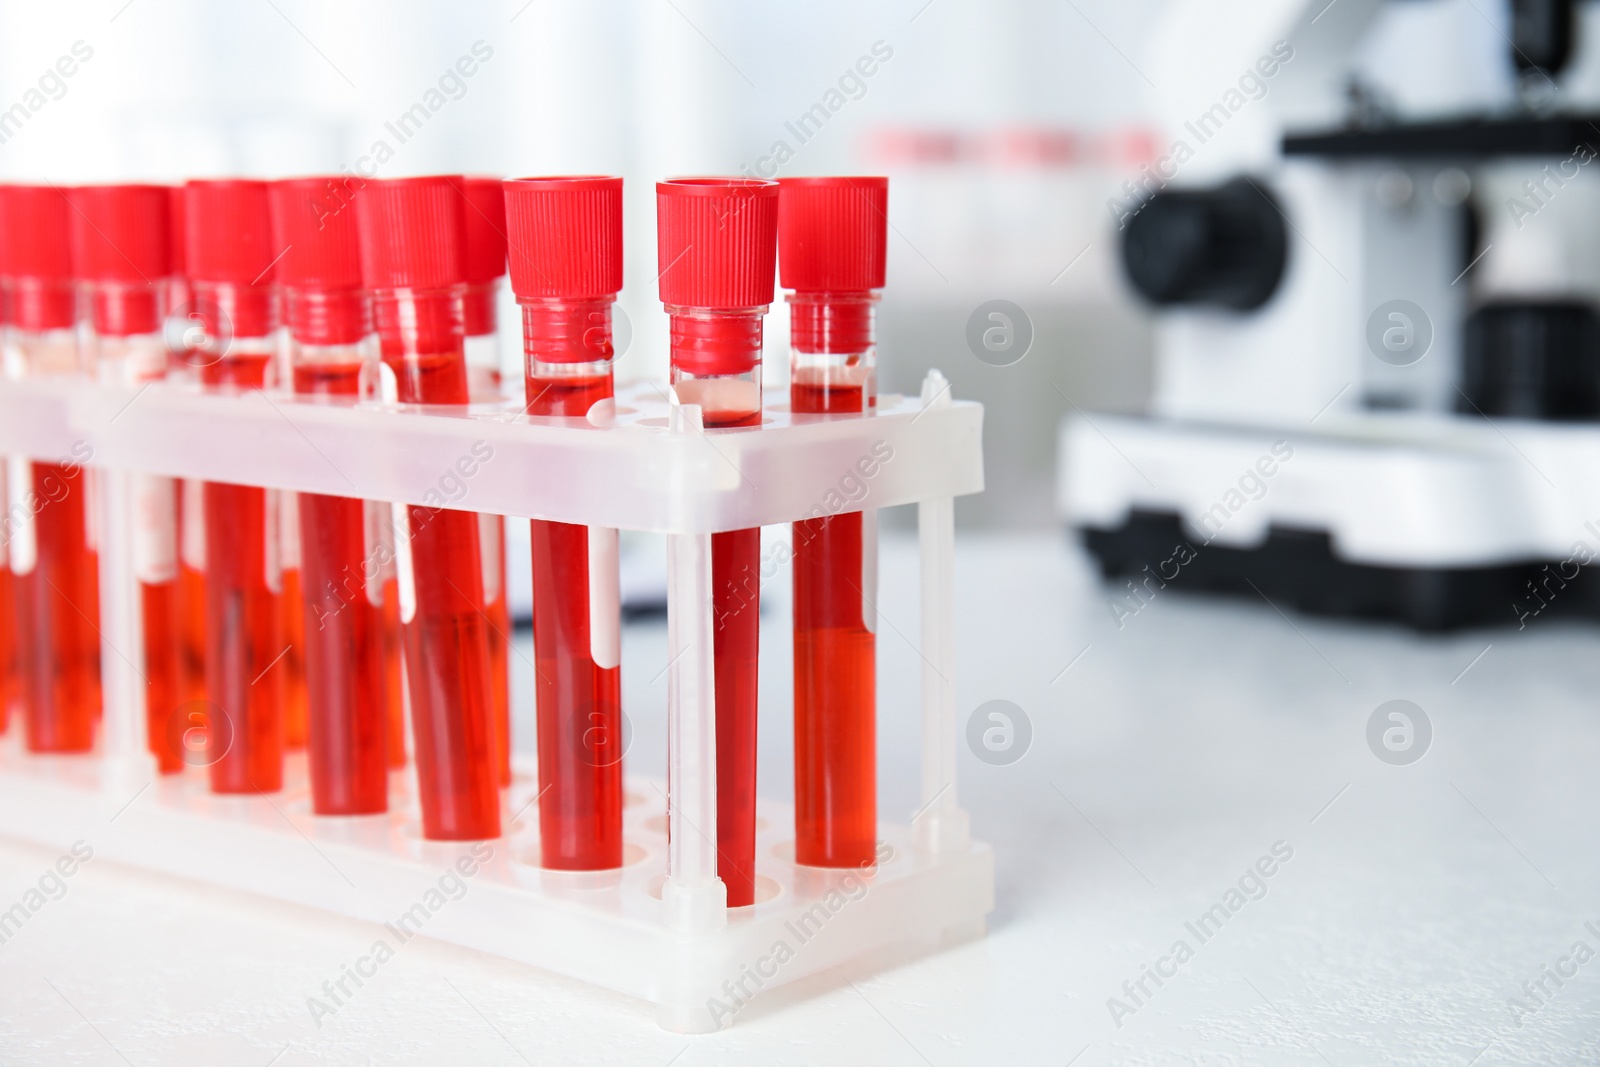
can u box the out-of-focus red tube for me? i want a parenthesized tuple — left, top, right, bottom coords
(70, 184, 187, 773)
(656, 178, 779, 907)
(505, 176, 627, 870)
(271, 176, 389, 815)
(779, 176, 888, 868)
(356, 176, 499, 840)
(0, 241, 12, 735)
(458, 176, 513, 787)
(0, 184, 99, 753)
(187, 179, 285, 793)
(167, 186, 209, 726)
(379, 568, 406, 769)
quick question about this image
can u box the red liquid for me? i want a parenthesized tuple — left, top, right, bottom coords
(705, 403, 762, 907)
(380, 575, 406, 768)
(527, 371, 623, 870)
(387, 349, 499, 840)
(792, 380, 876, 867)
(176, 481, 208, 712)
(281, 566, 308, 750)
(201, 353, 284, 793)
(293, 360, 388, 815)
(485, 518, 512, 786)
(141, 578, 185, 774)
(21, 461, 100, 753)
(0, 568, 12, 734)
(178, 563, 207, 708)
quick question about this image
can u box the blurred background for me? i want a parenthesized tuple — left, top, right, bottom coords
(0, 0, 1167, 529)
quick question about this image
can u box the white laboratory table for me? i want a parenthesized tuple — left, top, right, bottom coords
(0, 530, 1596, 1065)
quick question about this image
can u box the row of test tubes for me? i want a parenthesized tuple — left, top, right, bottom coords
(0, 174, 890, 906)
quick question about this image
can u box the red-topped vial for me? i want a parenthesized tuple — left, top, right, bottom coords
(454, 176, 511, 787)
(457, 176, 507, 356)
(505, 175, 624, 870)
(779, 176, 888, 869)
(71, 185, 187, 774)
(656, 177, 778, 908)
(355, 175, 500, 841)
(187, 178, 285, 794)
(0, 184, 98, 754)
(270, 176, 388, 815)
(166, 184, 208, 743)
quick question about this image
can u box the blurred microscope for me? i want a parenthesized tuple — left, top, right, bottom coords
(1061, 0, 1600, 629)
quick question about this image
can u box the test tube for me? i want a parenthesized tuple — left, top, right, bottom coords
(69, 185, 186, 774)
(458, 176, 513, 787)
(186, 179, 285, 793)
(278, 494, 309, 752)
(0, 185, 100, 753)
(503, 176, 625, 869)
(656, 178, 779, 907)
(269, 176, 388, 815)
(0, 224, 12, 735)
(355, 176, 500, 841)
(778, 177, 888, 867)
(167, 186, 209, 718)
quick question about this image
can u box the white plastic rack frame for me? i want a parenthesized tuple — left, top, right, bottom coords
(0, 370, 989, 1032)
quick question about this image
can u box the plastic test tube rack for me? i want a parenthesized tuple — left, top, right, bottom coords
(0, 368, 990, 1031)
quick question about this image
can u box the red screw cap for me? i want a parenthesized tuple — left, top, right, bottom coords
(777, 176, 887, 292)
(457, 176, 508, 284)
(270, 177, 364, 290)
(185, 180, 276, 285)
(186, 180, 277, 340)
(503, 176, 623, 364)
(71, 185, 173, 338)
(354, 175, 466, 292)
(503, 176, 623, 300)
(168, 185, 187, 278)
(271, 177, 368, 346)
(70, 184, 172, 283)
(656, 178, 778, 309)
(0, 185, 75, 332)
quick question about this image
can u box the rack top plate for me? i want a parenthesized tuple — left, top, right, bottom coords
(0, 376, 983, 534)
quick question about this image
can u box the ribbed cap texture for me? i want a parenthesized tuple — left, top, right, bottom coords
(0, 185, 73, 280)
(356, 176, 466, 291)
(656, 178, 777, 308)
(270, 177, 364, 289)
(458, 176, 508, 284)
(778, 176, 887, 292)
(504, 177, 623, 300)
(168, 185, 187, 275)
(185, 180, 276, 285)
(70, 185, 172, 283)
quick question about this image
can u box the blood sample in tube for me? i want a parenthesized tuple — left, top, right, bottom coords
(779, 176, 887, 868)
(355, 176, 499, 840)
(0, 184, 100, 753)
(270, 176, 389, 814)
(504, 175, 625, 869)
(70, 184, 186, 773)
(458, 176, 513, 787)
(187, 179, 285, 793)
(656, 177, 779, 906)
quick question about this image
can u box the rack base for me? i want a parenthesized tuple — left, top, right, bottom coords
(0, 736, 993, 1032)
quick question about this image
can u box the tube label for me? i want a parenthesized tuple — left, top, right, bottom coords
(264, 488, 283, 594)
(133, 474, 178, 584)
(7, 458, 37, 576)
(479, 513, 503, 605)
(181, 478, 206, 570)
(588, 526, 620, 670)
(393, 504, 416, 624)
(861, 508, 878, 635)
